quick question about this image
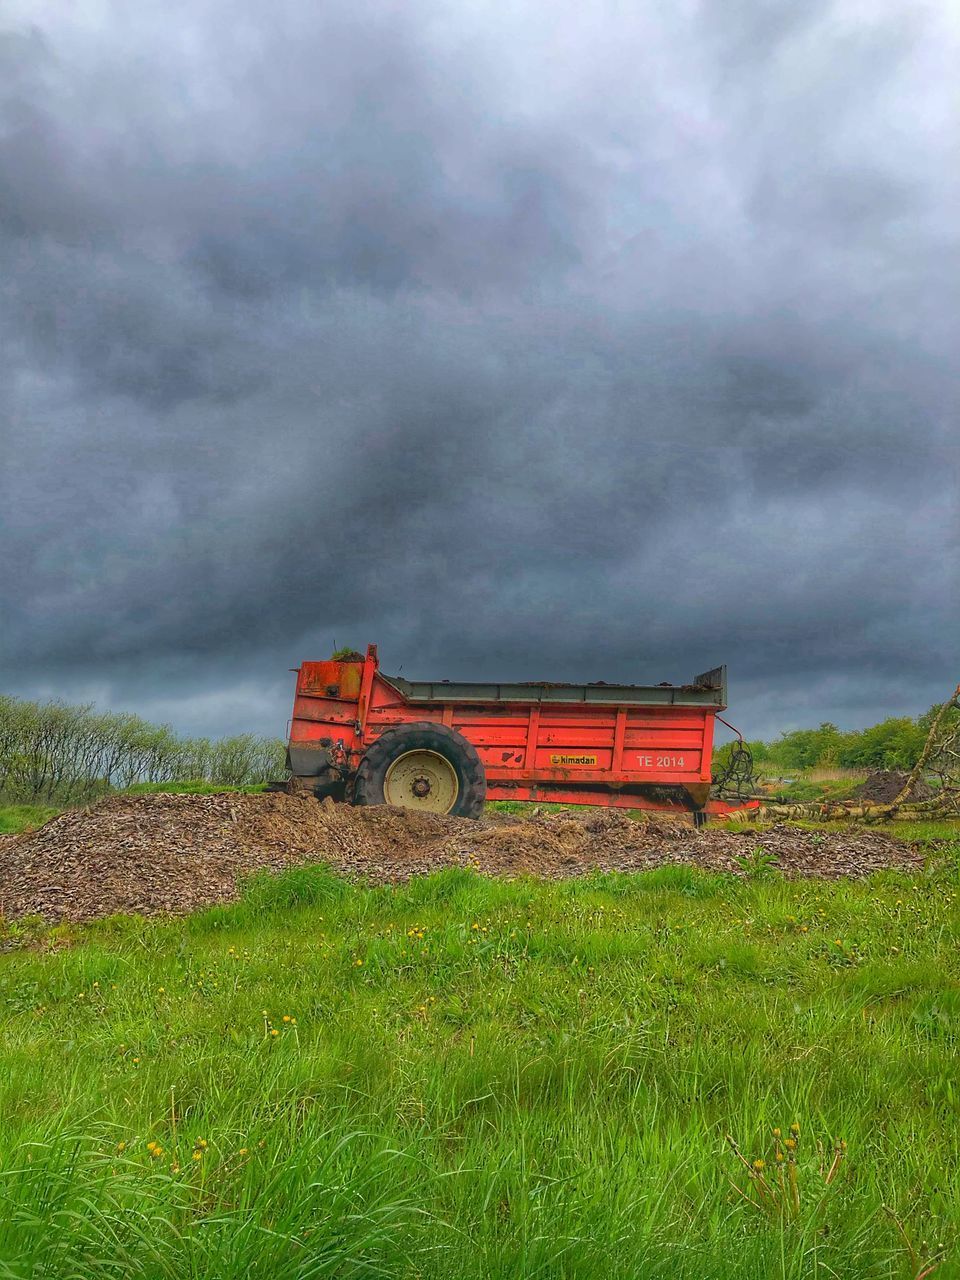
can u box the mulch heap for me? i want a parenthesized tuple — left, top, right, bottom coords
(852, 770, 933, 804)
(0, 791, 925, 924)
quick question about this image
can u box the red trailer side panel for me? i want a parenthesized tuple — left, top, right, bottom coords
(287, 645, 724, 814)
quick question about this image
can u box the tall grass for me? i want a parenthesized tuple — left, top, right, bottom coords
(2, 852, 960, 1277)
(803, 767, 869, 784)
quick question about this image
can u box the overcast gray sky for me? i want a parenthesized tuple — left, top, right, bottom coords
(1, 0, 958, 743)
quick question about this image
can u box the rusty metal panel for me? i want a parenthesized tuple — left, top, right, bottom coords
(451, 726, 527, 748)
(538, 728, 615, 748)
(622, 730, 704, 749)
(299, 660, 363, 700)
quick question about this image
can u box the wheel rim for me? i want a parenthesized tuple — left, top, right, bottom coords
(383, 750, 459, 813)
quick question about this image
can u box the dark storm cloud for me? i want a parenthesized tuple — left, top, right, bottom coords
(1, 0, 957, 740)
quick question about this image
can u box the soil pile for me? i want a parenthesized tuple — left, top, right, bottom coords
(853, 770, 932, 804)
(0, 792, 924, 923)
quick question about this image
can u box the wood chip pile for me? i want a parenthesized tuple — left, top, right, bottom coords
(0, 792, 924, 923)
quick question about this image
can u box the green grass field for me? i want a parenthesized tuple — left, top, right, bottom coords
(2, 824, 960, 1279)
(0, 804, 62, 835)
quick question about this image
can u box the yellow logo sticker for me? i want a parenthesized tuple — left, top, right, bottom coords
(550, 754, 598, 766)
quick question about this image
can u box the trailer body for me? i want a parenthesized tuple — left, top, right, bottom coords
(286, 645, 734, 816)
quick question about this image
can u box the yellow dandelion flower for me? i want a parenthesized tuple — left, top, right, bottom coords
(192, 1150, 203, 1161)
(157, 987, 165, 994)
(239, 1147, 249, 1157)
(772, 1128, 781, 1137)
(270, 1028, 279, 1037)
(790, 1122, 800, 1133)
(753, 1159, 765, 1171)
(150, 1146, 164, 1159)
(282, 1015, 291, 1023)
(355, 958, 363, 967)
(775, 1151, 784, 1162)
(197, 1139, 207, 1149)
(785, 1138, 796, 1150)
(132, 1057, 141, 1065)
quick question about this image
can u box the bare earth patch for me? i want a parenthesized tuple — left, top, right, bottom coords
(0, 792, 924, 923)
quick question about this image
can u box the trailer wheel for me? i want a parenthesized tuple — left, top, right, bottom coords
(353, 722, 486, 819)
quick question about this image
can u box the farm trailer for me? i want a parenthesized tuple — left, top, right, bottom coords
(283, 645, 756, 824)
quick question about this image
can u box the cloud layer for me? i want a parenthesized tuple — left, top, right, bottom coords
(2, 0, 958, 739)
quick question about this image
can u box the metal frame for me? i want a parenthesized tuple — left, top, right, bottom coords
(382, 668, 727, 708)
(286, 644, 744, 817)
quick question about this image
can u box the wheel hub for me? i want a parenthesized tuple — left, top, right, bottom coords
(383, 750, 459, 813)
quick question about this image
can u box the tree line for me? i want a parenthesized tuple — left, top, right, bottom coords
(0, 695, 286, 803)
(721, 703, 958, 775)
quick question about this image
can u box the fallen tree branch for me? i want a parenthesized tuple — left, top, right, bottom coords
(886, 684, 960, 813)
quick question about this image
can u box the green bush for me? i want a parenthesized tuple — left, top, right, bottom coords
(716, 705, 948, 777)
(0, 694, 285, 804)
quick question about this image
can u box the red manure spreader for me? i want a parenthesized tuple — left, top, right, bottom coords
(284, 645, 755, 824)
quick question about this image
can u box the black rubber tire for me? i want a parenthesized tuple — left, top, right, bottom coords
(353, 721, 486, 819)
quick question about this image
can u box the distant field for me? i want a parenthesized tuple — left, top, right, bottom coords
(802, 767, 870, 784)
(755, 767, 869, 786)
(754, 770, 891, 806)
(2, 829, 960, 1278)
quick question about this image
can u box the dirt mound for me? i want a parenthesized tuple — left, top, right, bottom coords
(0, 793, 924, 923)
(853, 770, 932, 804)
